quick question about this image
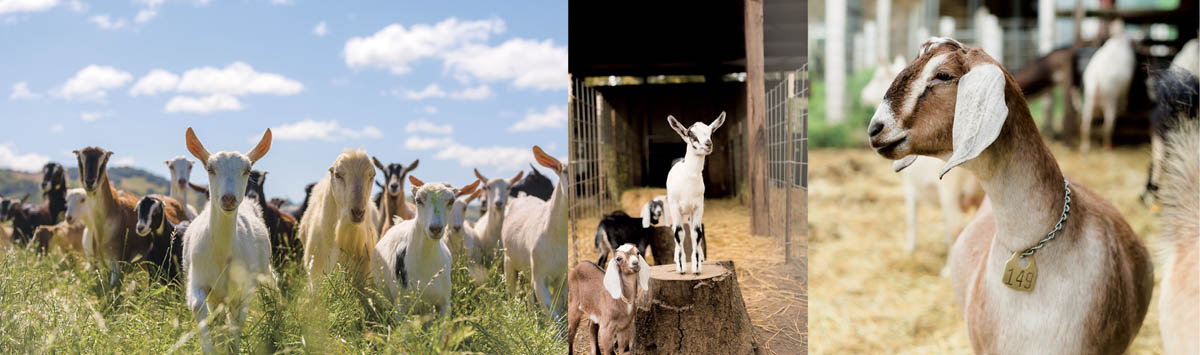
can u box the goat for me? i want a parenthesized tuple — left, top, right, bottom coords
(33, 222, 84, 256)
(1080, 21, 1136, 152)
(640, 195, 669, 228)
(75, 147, 174, 288)
(280, 182, 316, 222)
(246, 170, 301, 267)
(1142, 68, 1199, 204)
(471, 168, 524, 265)
(181, 127, 274, 353)
(134, 195, 189, 283)
(665, 112, 725, 274)
(64, 188, 97, 259)
(165, 156, 200, 219)
(900, 156, 985, 254)
(1156, 117, 1198, 355)
(867, 38, 1153, 353)
(594, 211, 653, 266)
(374, 177, 471, 316)
(501, 146, 567, 318)
(299, 149, 380, 286)
(1, 162, 69, 251)
(443, 181, 481, 261)
(371, 157, 418, 235)
(1172, 37, 1198, 76)
(509, 163, 555, 201)
(566, 244, 650, 355)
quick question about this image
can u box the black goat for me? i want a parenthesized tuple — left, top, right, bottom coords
(1, 162, 68, 251)
(593, 211, 653, 266)
(247, 170, 301, 266)
(135, 195, 189, 283)
(479, 163, 555, 216)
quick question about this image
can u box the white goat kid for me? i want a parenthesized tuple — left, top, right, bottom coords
(166, 156, 201, 220)
(501, 146, 568, 319)
(665, 112, 725, 274)
(374, 176, 461, 316)
(181, 127, 275, 353)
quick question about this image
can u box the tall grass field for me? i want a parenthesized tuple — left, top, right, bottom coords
(0, 235, 566, 353)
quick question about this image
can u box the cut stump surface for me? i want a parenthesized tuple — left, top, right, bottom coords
(633, 260, 760, 354)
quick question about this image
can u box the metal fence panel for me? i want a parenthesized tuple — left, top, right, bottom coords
(765, 65, 808, 265)
(569, 77, 614, 262)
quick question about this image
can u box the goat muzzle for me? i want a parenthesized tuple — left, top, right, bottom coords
(220, 195, 238, 212)
(177, 179, 186, 187)
(428, 224, 444, 236)
(350, 208, 365, 222)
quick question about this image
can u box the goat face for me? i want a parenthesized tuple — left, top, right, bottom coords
(409, 177, 457, 238)
(446, 181, 481, 234)
(474, 169, 524, 213)
(246, 170, 267, 202)
(868, 37, 1010, 177)
(329, 149, 375, 224)
(667, 112, 726, 156)
(65, 189, 86, 224)
(603, 244, 651, 299)
(164, 157, 194, 192)
(185, 127, 272, 216)
(40, 162, 65, 193)
(74, 147, 112, 192)
(642, 200, 664, 227)
(372, 157, 418, 198)
(135, 197, 163, 237)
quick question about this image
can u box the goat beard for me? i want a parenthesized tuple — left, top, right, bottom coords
(335, 218, 376, 281)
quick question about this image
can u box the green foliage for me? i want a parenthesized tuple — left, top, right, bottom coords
(0, 245, 565, 353)
(809, 69, 879, 148)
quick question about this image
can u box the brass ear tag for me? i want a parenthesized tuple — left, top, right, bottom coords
(1002, 252, 1037, 292)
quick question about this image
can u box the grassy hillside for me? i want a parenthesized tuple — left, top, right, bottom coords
(0, 166, 169, 204)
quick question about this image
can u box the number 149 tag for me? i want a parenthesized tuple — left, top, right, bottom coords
(1002, 252, 1037, 292)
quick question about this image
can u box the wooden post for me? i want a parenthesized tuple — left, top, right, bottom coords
(745, 0, 768, 235)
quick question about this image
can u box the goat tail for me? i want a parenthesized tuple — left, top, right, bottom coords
(1159, 118, 1199, 249)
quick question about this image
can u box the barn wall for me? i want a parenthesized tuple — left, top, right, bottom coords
(596, 82, 748, 198)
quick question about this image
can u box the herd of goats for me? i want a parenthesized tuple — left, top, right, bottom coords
(0, 127, 568, 352)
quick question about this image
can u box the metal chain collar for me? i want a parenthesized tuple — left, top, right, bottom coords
(1018, 179, 1071, 258)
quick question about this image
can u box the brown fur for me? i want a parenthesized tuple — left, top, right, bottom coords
(567, 247, 643, 355)
(34, 222, 85, 255)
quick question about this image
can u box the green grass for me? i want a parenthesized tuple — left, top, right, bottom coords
(0, 243, 565, 353)
(809, 69, 878, 148)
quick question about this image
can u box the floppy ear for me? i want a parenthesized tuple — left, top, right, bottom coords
(710, 111, 726, 131)
(667, 115, 691, 141)
(185, 127, 211, 164)
(637, 254, 651, 291)
(246, 128, 272, 164)
(941, 63, 1009, 179)
(641, 203, 653, 228)
(603, 258, 623, 299)
(372, 156, 386, 172)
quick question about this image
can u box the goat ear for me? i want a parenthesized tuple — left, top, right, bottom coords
(509, 171, 524, 185)
(667, 115, 690, 141)
(942, 63, 1008, 179)
(458, 180, 480, 197)
(185, 127, 211, 164)
(372, 156, 385, 172)
(404, 159, 419, 174)
(246, 128, 272, 165)
(474, 168, 488, 182)
(602, 258, 623, 299)
(641, 203, 653, 228)
(409, 175, 424, 187)
(710, 111, 726, 131)
(637, 254, 651, 291)
(532, 145, 564, 173)
(465, 189, 482, 204)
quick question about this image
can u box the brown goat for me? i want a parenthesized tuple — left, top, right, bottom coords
(567, 244, 650, 355)
(371, 157, 418, 235)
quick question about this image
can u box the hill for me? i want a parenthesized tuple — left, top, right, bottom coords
(0, 166, 170, 204)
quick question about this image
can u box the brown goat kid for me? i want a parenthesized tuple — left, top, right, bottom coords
(867, 38, 1153, 354)
(567, 244, 650, 355)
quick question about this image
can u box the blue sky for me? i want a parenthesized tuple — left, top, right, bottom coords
(0, 0, 567, 201)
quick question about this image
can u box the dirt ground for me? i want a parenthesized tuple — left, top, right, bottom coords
(569, 188, 808, 354)
(808, 145, 1166, 354)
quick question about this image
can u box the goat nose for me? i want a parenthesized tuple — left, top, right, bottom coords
(351, 208, 365, 221)
(868, 122, 884, 138)
(428, 224, 444, 235)
(177, 179, 186, 186)
(220, 195, 237, 209)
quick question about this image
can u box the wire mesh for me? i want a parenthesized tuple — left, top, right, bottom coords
(568, 77, 614, 262)
(765, 64, 808, 265)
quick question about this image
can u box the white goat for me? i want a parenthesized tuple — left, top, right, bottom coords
(860, 56, 907, 108)
(181, 127, 275, 353)
(640, 195, 669, 228)
(165, 156, 200, 220)
(665, 112, 725, 274)
(1172, 37, 1199, 76)
(299, 149, 380, 286)
(900, 156, 984, 254)
(374, 177, 467, 316)
(501, 145, 568, 318)
(1080, 21, 1136, 152)
(868, 38, 1153, 353)
(1156, 111, 1199, 355)
(64, 188, 97, 259)
(443, 181, 481, 262)
(566, 244, 651, 355)
(471, 168, 523, 265)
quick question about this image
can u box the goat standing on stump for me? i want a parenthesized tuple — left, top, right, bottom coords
(247, 170, 301, 267)
(567, 244, 650, 355)
(665, 111, 724, 274)
(867, 38, 1152, 353)
(371, 157, 418, 235)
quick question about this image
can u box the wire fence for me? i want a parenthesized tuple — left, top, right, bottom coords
(765, 65, 808, 265)
(568, 76, 614, 263)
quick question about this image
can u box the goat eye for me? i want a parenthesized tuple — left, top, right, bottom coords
(931, 72, 954, 85)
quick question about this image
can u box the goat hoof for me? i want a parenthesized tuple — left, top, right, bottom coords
(675, 262, 684, 274)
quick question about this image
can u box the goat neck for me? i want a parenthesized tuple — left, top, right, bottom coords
(678, 140, 709, 176)
(546, 168, 568, 245)
(959, 80, 1067, 253)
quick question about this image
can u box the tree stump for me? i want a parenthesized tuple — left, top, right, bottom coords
(633, 260, 760, 354)
(647, 226, 707, 266)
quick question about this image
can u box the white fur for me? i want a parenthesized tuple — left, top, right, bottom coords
(65, 188, 96, 259)
(375, 182, 456, 316)
(471, 169, 522, 265)
(943, 63, 1009, 177)
(902, 53, 951, 117)
(665, 112, 724, 274)
(299, 149, 381, 286)
(501, 146, 568, 319)
(860, 56, 907, 107)
(165, 156, 200, 220)
(901, 156, 983, 262)
(1171, 38, 1199, 76)
(1080, 28, 1136, 152)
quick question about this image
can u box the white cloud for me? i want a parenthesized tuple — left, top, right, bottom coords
(0, 143, 50, 172)
(9, 81, 40, 100)
(174, 62, 303, 96)
(312, 21, 327, 37)
(443, 38, 567, 91)
(269, 119, 383, 142)
(88, 14, 127, 30)
(343, 17, 504, 75)
(404, 136, 535, 172)
(49, 124, 63, 132)
(0, 0, 58, 15)
(386, 83, 491, 101)
(405, 119, 452, 134)
(394, 83, 446, 100)
(64, 0, 84, 12)
(56, 65, 133, 101)
(110, 156, 135, 167)
(423, 105, 437, 114)
(510, 104, 566, 132)
(164, 94, 242, 114)
(128, 69, 179, 96)
(134, 9, 156, 23)
(80, 110, 112, 121)
(449, 85, 491, 100)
